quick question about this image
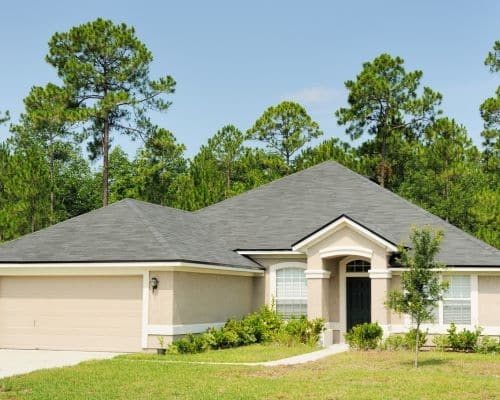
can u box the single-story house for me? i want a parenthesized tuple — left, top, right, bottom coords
(0, 161, 498, 352)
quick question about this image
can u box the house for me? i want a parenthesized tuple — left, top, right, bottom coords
(0, 161, 498, 352)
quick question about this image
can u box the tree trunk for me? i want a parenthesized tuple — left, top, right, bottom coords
(102, 114, 110, 207)
(49, 140, 54, 224)
(414, 323, 420, 368)
(380, 133, 387, 188)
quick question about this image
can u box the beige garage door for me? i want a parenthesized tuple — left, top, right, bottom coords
(0, 276, 142, 352)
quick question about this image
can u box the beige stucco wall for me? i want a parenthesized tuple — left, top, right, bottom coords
(478, 275, 500, 326)
(389, 275, 404, 324)
(0, 275, 142, 352)
(306, 226, 388, 270)
(171, 272, 254, 325)
(327, 259, 340, 323)
(149, 271, 174, 325)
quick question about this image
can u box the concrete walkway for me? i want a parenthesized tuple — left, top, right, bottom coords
(256, 343, 348, 366)
(123, 344, 349, 367)
(0, 349, 121, 379)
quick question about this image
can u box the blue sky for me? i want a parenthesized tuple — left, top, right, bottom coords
(0, 0, 498, 159)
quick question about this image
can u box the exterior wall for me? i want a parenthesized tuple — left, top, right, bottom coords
(306, 226, 388, 270)
(0, 275, 142, 352)
(149, 271, 174, 325)
(478, 275, 500, 326)
(145, 270, 257, 348)
(327, 259, 340, 323)
(172, 271, 254, 325)
(389, 275, 404, 324)
(371, 277, 390, 325)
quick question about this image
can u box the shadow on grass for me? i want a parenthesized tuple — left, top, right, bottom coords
(402, 358, 448, 367)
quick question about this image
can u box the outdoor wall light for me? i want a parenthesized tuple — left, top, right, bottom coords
(150, 277, 159, 292)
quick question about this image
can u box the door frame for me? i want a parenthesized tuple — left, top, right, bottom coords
(339, 256, 371, 341)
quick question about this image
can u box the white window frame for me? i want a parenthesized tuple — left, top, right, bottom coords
(269, 261, 307, 318)
(403, 274, 478, 332)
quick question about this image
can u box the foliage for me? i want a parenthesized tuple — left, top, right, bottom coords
(46, 18, 176, 205)
(480, 40, 499, 173)
(404, 328, 428, 350)
(134, 128, 187, 205)
(167, 305, 324, 354)
(335, 53, 442, 188)
(344, 322, 383, 350)
(380, 334, 407, 351)
(432, 335, 450, 351)
(386, 226, 448, 367)
(476, 336, 500, 354)
(248, 101, 323, 167)
(446, 323, 482, 352)
(380, 330, 427, 351)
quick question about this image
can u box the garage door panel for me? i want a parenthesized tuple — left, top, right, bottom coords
(0, 276, 142, 352)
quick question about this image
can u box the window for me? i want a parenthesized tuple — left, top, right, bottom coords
(346, 259, 370, 273)
(443, 275, 471, 324)
(276, 268, 307, 318)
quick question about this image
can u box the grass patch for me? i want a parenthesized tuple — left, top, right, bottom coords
(0, 351, 498, 399)
(121, 343, 318, 363)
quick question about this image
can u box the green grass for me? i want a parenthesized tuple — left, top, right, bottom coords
(120, 343, 318, 363)
(1, 350, 499, 399)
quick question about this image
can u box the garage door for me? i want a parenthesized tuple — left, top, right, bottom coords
(0, 276, 142, 352)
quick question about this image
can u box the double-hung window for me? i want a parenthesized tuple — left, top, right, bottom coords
(275, 268, 307, 318)
(443, 275, 471, 325)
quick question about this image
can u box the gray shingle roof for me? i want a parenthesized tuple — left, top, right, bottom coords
(0, 199, 260, 269)
(0, 161, 498, 267)
(196, 161, 500, 266)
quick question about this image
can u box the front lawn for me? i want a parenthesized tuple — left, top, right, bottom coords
(120, 342, 318, 363)
(0, 351, 499, 399)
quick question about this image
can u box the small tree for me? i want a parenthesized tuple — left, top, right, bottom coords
(386, 226, 448, 367)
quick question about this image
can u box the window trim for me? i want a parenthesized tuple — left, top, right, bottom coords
(403, 274, 478, 329)
(269, 261, 307, 318)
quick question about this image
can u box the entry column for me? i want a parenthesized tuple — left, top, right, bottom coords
(368, 269, 392, 331)
(305, 268, 331, 344)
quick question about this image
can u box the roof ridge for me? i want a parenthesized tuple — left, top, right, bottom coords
(123, 199, 179, 258)
(196, 161, 339, 213)
(121, 198, 194, 215)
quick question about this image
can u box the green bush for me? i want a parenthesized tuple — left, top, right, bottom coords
(476, 336, 500, 354)
(345, 323, 383, 350)
(379, 329, 427, 351)
(167, 305, 325, 354)
(380, 334, 407, 351)
(432, 335, 450, 351)
(405, 328, 428, 350)
(447, 323, 482, 352)
(274, 315, 325, 347)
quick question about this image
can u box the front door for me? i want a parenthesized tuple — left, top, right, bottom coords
(346, 277, 371, 331)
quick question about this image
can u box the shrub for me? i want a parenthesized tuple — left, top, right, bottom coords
(167, 305, 324, 354)
(447, 323, 482, 352)
(345, 323, 383, 350)
(405, 328, 428, 350)
(476, 336, 500, 354)
(432, 335, 450, 351)
(380, 334, 407, 351)
(274, 315, 325, 347)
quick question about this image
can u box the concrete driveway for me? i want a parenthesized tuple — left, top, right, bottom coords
(0, 349, 121, 378)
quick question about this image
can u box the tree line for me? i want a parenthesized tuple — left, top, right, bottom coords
(0, 19, 498, 248)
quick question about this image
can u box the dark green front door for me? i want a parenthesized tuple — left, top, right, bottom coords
(346, 277, 371, 331)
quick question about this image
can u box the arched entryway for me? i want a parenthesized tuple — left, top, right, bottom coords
(344, 259, 371, 331)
